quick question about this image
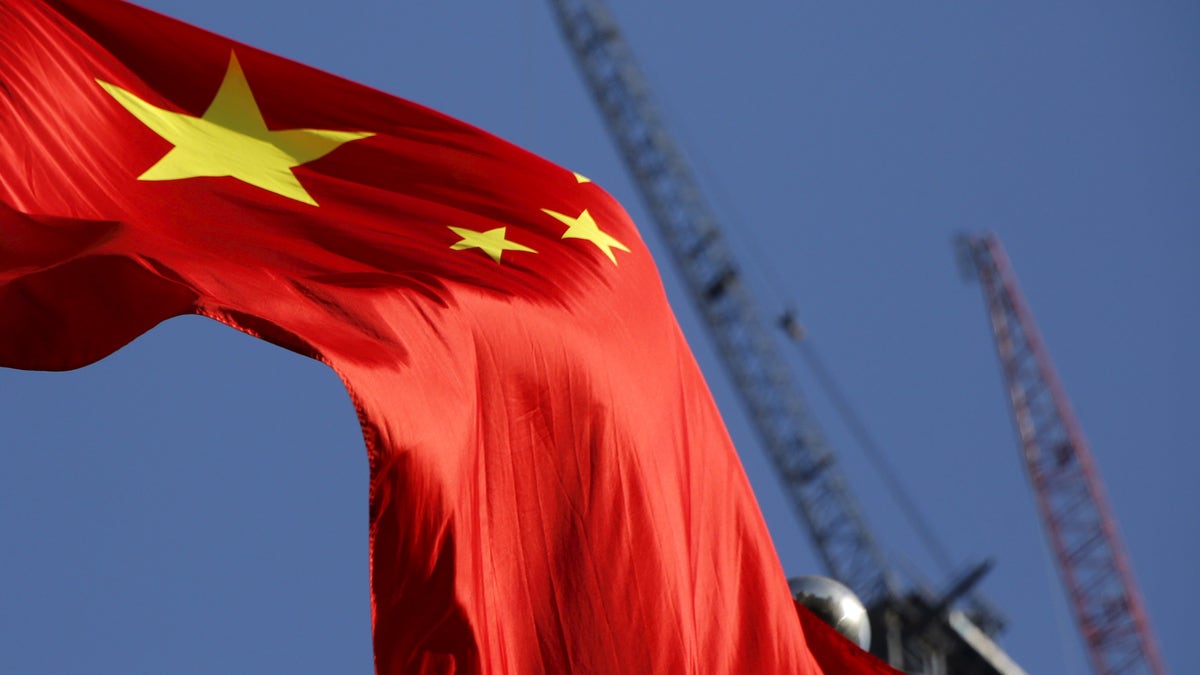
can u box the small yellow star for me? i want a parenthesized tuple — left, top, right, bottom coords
(573, 172, 592, 184)
(97, 52, 372, 206)
(449, 226, 537, 263)
(541, 208, 629, 265)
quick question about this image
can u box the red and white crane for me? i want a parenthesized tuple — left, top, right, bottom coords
(960, 233, 1165, 675)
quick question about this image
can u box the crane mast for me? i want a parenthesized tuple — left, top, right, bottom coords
(960, 233, 1165, 675)
(546, 0, 893, 607)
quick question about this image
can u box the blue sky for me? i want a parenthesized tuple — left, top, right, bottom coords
(2, 1, 1197, 672)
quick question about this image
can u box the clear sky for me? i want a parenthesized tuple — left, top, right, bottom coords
(2, 1, 1197, 673)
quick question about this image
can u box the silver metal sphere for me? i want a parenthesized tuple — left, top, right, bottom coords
(789, 575, 872, 650)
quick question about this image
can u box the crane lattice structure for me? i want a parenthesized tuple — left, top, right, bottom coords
(547, 0, 891, 608)
(959, 233, 1165, 675)
(547, 1, 1022, 672)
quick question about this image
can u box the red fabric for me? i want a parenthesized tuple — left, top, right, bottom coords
(1, 0, 884, 672)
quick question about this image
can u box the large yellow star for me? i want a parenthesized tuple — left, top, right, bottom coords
(97, 53, 373, 206)
(449, 226, 537, 263)
(541, 208, 630, 265)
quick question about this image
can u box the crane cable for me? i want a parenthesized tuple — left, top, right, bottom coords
(668, 118, 960, 578)
(589, 13, 961, 583)
(780, 312, 956, 575)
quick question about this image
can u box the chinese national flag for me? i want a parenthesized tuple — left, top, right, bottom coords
(0, 0, 896, 672)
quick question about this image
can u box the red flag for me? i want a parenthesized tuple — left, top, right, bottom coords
(1, 0, 893, 672)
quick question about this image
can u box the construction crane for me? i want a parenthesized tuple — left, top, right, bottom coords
(958, 233, 1166, 675)
(547, 1, 1020, 672)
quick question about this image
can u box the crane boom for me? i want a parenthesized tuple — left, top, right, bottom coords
(545, 0, 894, 605)
(960, 233, 1165, 675)
(546, 4, 1027, 671)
